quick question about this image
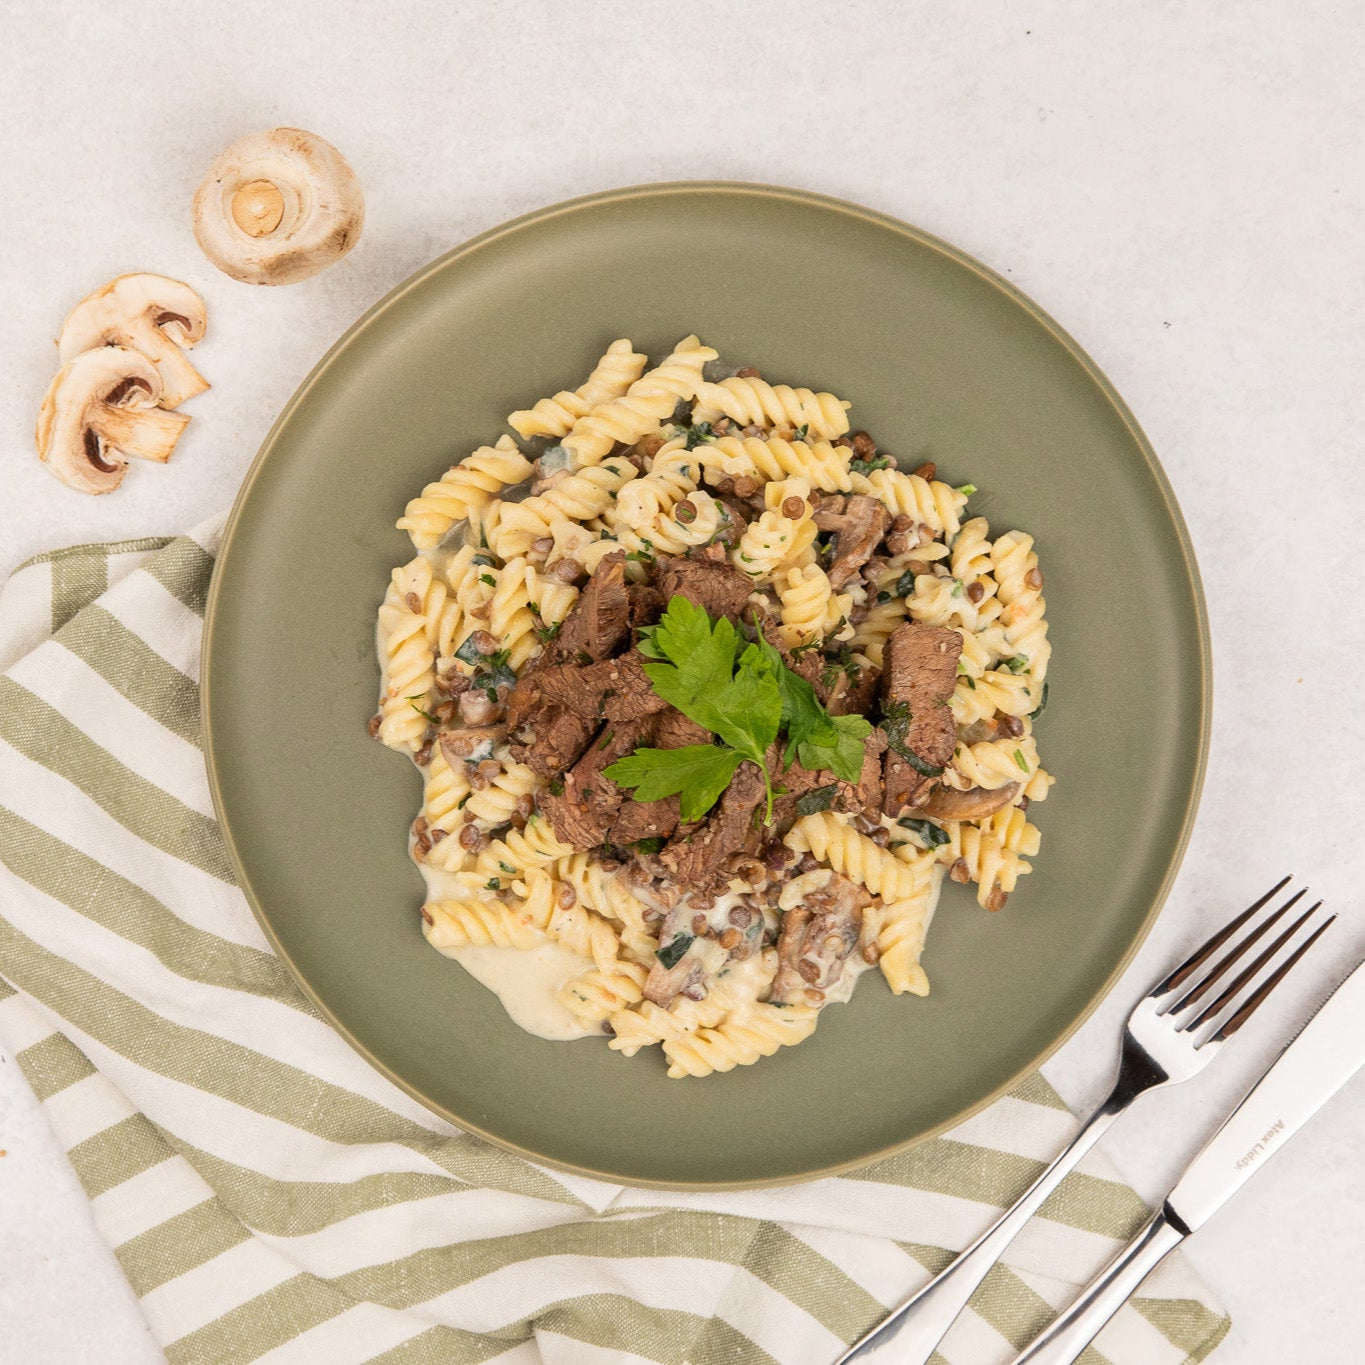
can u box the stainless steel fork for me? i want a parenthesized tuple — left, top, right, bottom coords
(838, 877, 1331, 1364)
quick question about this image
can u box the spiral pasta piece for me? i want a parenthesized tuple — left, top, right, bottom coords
(775, 564, 848, 648)
(992, 530, 1051, 683)
(421, 744, 471, 835)
(939, 825, 1032, 908)
(476, 814, 576, 881)
(507, 339, 648, 439)
(397, 436, 533, 551)
(700, 435, 853, 493)
(422, 897, 547, 952)
(950, 518, 999, 605)
(462, 760, 540, 829)
(559, 959, 650, 1026)
(733, 501, 817, 579)
(608, 438, 700, 527)
(907, 572, 1002, 635)
(375, 557, 447, 752)
(851, 468, 966, 538)
(850, 596, 910, 666)
(486, 558, 540, 670)
(877, 865, 939, 996)
(550, 855, 656, 963)
(561, 335, 717, 468)
(635, 489, 727, 556)
(607, 994, 730, 1057)
(784, 812, 925, 901)
(522, 562, 579, 632)
(487, 461, 638, 558)
(946, 734, 1041, 791)
(506, 866, 622, 972)
(691, 376, 851, 439)
(950, 668, 1039, 725)
(662, 1004, 819, 1078)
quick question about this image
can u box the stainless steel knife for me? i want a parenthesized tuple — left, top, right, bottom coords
(1011, 954, 1365, 1364)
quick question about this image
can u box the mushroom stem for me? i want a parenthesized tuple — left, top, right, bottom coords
(98, 404, 191, 464)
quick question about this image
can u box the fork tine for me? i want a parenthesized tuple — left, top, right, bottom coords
(1171, 886, 1306, 1014)
(1155, 875, 1291, 1004)
(1181, 900, 1325, 1035)
(1211, 914, 1337, 1042)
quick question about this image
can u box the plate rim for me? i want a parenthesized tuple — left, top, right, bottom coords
(202, 179, 1212, 1189)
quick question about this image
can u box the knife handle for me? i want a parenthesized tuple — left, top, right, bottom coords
(1011, 1205, 1188, 1364)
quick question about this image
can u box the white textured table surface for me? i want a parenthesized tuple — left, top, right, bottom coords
(2, 4, 1363, 1361)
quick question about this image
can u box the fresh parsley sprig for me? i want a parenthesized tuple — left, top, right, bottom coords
(604, 598, 871, 824)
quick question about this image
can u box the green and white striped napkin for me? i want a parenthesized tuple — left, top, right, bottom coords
(0, 524, 1230, 1365)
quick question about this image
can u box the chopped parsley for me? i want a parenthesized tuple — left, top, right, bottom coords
(897, 816, 951, 849)
(849, 455, 893, 475)
(656, 932, 695, 970)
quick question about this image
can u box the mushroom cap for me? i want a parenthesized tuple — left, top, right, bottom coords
(58, 273, 209, 409)
(36, 346, 190, 496)
(912, 781, 1022, 822)
(193, 127, 365, 286)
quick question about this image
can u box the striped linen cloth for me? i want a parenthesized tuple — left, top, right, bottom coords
(0, 521, 1231, 1365)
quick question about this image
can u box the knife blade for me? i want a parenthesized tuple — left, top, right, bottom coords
(1165, 953, 1365, 1234)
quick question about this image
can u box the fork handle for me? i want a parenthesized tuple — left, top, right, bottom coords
(836, 1092, 1125, 1364)
(1009, 1206, 1188, 1364)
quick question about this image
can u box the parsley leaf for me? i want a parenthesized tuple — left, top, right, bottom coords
(604, 744, 744, 822)
(754, 634, 871, 782)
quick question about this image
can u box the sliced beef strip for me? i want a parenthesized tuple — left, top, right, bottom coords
(627, 583, 665, 632)
(601, 651, 669, 724)
(537, 550, 630, 668)
(821, 494, 892, 590)
(511, 706, 595, 781)
(605, 708, 711, 846)
(659, 759, 766, 885)
(507, 659, 617, 729)
(832, 728, 887, 819)
(770, 872, 869, 1006)
(880, 621, 963, 817)
(823, 658, 881, 716)
(539, 716, 655, 850)
(652, 555, 753, 621)
(767, 745, 833, 835)
(506, 658, 619, 778)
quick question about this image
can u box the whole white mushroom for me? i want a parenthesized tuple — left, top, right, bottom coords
(193, 128, 364, 285)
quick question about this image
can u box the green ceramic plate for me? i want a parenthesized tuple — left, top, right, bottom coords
(203, 183, 1209, 1188)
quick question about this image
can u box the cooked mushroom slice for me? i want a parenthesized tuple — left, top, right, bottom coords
(193, 128, 364, 285)
(35, 346, 190, 495)
(771, 869, 868, 1005)
(912, 781, 1022, 822)
(816, 493, 892, 589)
(57, 274, 208, 409)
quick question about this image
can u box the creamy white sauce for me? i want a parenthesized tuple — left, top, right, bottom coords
(434, 942, 599, 1041)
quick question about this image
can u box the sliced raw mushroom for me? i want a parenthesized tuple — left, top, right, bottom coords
(58, 274, 208, 409)
(35, 346, 190, 495)
(193, 127, 364, 285)
(912, 781, 1021, 822)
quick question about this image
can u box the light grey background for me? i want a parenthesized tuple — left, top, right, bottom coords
(1, 2, 1362, 1361)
